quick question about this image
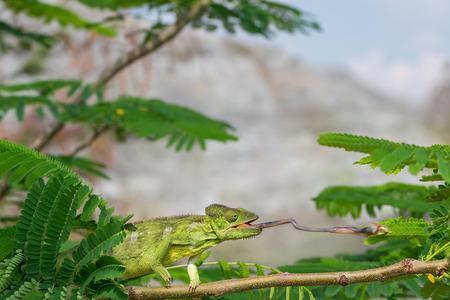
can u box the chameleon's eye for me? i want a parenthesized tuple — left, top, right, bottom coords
(225, 211, 239, 222)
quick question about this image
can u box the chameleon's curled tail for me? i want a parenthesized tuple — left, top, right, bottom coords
(254, 219, 388, 236)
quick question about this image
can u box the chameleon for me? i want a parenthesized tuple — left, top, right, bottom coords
(111, 203, 384, 290)
(111, 204, 262, 290)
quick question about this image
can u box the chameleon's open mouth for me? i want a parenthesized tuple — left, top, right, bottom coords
(228, 217, 259, 229)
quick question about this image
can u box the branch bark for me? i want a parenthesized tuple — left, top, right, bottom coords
(128, 258, 449, 300)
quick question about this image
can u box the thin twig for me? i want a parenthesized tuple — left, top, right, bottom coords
(128, 258, 449, 300)
(70, 125, 110, 156)
(0, 181, 11, 200)
(0, 215, 19, 223)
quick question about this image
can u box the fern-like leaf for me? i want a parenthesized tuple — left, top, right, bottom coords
(4, 278, 38, 300)
(0, 139, 76, 188)
(380, 217, 430, 236)
(3, 0, 115, 36)
(58, 220, 126, 285)
(0, 250, 25, 293)
(79, 264, 125, 293)
(15, 175, 86, 282)
(54, 155, 109, 180)
(43, 286, 67, 300)
(366, 217, 430, 245)
(76, 0, 149, 9)
(314, 182, 439, 218)
(318, 133, 450, 182)
(0, 95, 60, 121)
(92, 282, 128, 300)
(0, 20, 54, 47)
(278, 257, 379, 273)
(318, 132, 401, 153)
(0, 227, 15, 261)
(0, 80, 81, 96)
(63, 96, 238, 151)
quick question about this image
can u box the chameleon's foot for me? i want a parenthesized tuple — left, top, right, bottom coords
(188, 278, 201, 292)
(187, 260, 201, 292)
(154, 264, 173, 288)
(162, 275, 173, 288)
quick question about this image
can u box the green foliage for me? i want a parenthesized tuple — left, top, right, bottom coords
(0, 227, 15, 261)
(0, 0, 448, 297)
(16, 175, 86, 281)
(0, 95, 59, 121)
(201, 0, 320, 37)
(318, 133, 450, 182)
(63, 97, 238, 151)
(306, 132, 450, 299)
(4, 279, 39, 300)
(96, 0, 321, 44)
(78, 261, 125, 293)
(0, 250, 24, 293)
(314, 182, 439, 218)
(54, 156, 109, 179)
(0, 139, 76, 188)
(59, 220, 126, 283)
(380, 217, 430, 237)
(76, 0, 149, 9)
(1, 130, 448, 299)
(2, 0, 116, 36)
(0, 20, 54, 49)
(279, 257, 379, 273)
(421, 279, 450, 300)
(0, 141, 129, 299)
(0, 79, 82, 120)
(0, 80, 82, 96)
(365, 217, 431, 245)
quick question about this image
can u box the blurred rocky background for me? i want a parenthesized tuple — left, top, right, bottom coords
(0, 13, 449, 266)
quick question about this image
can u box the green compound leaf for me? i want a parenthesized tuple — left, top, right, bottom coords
(63, 97, 238, 151)
(318, 133, 450, 183)
(0, 139, 76, 188)
(313, 182, 439, 218)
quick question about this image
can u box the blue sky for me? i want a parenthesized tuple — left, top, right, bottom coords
(268, 0, 450, 103)
(286, 0, 449, 64)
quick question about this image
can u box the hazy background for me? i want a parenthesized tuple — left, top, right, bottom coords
(0, 1, 449, 266)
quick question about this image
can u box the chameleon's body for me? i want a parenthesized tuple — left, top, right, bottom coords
(111, 204, 262, 289)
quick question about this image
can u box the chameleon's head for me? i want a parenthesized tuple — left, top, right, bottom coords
(205, 204, 262, 240)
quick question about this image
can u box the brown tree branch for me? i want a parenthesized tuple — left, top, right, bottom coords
(96, 0, 211, 86)
(128, 258, 449, 300)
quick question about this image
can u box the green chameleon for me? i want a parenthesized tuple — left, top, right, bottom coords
(111, 204, 262, 290)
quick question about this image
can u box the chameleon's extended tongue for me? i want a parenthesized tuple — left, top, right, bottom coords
(253, 218, 387, 236)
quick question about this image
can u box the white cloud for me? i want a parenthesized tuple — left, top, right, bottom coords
(347, 51, 447, 104)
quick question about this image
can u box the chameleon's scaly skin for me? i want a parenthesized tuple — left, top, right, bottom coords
(112, 204, 261, 287)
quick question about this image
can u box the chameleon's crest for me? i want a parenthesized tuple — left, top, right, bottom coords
(205, 204, 262, 240)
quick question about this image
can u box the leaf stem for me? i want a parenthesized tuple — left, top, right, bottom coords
(427, 240, 450, 260)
